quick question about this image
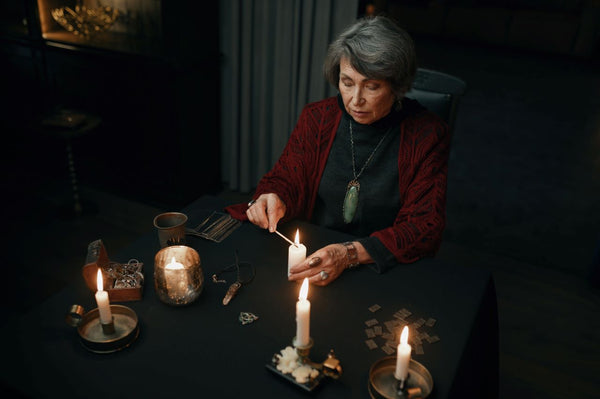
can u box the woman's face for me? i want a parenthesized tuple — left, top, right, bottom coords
(338, 57, 396, 125)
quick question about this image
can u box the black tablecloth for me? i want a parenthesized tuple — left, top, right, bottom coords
(0, 196, 498, 398)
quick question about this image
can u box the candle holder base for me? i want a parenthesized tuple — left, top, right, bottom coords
(368, 357, 433, 399)
(265, 360, 327, 392)
(66, 304, 139, 353)
(292, 336, 314, 358)
(101, 319, 115, 335)
(266, 337, 343, 392)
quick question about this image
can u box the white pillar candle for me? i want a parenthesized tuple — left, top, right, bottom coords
(288, 229, 306, 276)
(165, 257, 189, 299)
(95, 269, 112, 324)
(394, 326, 412, 381)
(295, 278, 310, 347)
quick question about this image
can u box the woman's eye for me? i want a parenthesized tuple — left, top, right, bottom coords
(366, 85, 379, 91)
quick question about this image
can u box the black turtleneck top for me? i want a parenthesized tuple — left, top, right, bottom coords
(312, 95, 415, 269)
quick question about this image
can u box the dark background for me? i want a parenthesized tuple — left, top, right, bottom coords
(3, 1, 598, 208)
(2, 0, 222, 209)
(1, 1, 599, 398)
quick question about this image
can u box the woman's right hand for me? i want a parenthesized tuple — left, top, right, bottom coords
(246, 193, 286, 232)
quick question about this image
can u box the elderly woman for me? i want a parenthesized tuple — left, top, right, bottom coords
(226, 15, 449, 285)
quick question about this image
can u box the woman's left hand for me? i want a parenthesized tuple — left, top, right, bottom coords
(288, 244, 348, 286)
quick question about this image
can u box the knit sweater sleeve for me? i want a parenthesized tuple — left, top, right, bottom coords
(224, 97, 339, 221)
(369, 111, 450, 270)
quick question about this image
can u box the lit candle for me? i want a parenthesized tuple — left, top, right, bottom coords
(295, 278, 311, 347)
(165, 256, 189, 299)
(394, 326, 412, 381)
(95, 269, 112, 324)
(288, 229, 306, 276)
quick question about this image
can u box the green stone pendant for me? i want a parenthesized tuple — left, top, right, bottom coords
(343, 180, 360, 224)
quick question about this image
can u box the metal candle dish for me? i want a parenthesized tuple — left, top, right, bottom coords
(154, 245, 203, 306)
(368, 357, 433, 399)
(66, 304, 139, 353)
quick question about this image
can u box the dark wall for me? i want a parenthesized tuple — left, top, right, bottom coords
(1, 0, 221, 209)
(363, 0, 599, 58)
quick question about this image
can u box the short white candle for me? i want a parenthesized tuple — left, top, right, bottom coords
(394, 326, 412, 381)
(95, 269, 112, 324)
(165, 256, 189, 299)
(288, 229, 306, 276)
(295, 278, 310, 347)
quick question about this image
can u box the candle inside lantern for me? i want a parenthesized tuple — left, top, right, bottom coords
(295, 278, 311, 347)
(95, 268, 112, 325)
(288, 229, 306, 276)
(165, 256, 189, 299)
(394, 326, 412, 381)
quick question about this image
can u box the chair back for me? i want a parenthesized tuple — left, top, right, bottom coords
(405, 68, 466, 133)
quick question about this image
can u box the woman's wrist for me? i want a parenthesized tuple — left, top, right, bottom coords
(342, 241, 360, 268)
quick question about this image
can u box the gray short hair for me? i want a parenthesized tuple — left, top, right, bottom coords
(324, 15, 416, 100)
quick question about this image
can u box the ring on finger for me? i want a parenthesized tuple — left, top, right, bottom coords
(247, 199, 257, 208)
(319, 270, 329, 280)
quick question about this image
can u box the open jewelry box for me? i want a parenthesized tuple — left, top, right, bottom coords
(81, 239, 144, 302)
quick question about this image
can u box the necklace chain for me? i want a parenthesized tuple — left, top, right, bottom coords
(349, 121, 391, 181)
(212, 250, 255, 285)
(213, 250, 255, 306)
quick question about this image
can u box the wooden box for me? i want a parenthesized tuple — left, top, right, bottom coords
(82, 239, 144, 302)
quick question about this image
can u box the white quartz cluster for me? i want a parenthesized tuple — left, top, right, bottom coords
(275, 346, 319, 384)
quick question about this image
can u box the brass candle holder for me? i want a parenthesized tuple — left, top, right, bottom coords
(66, 304, 139, 353)
(266, 336, 342, 392)
(294, 337, 343, 379)
(100, 316, 115, 335)
(368, 356, 433, 398)
(292, 336, 314, 359)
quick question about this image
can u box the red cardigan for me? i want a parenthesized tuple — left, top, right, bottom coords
(226, 96, 449, 264)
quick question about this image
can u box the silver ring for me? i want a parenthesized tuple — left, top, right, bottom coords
(247, 199, 257, 208)
(319, 270, 329, 280)
(239, 312, 258, 325)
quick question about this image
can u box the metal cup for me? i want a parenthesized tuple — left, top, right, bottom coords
(153, 212, 188, 248)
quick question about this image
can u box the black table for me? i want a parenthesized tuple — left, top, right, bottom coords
(0, 196, 498, 398)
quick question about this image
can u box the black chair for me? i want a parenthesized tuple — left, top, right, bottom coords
(405, 68, 467, 134)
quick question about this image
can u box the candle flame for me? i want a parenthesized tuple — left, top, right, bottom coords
(299, 277, 309, 300)
(294, 229, 300, 245)
(166, 256, 184, 270)
(400, 325, 409, 345)
(96, 268, 104, 292)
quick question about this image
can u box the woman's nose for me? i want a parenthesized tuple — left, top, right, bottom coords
(351, 88, 364, 106)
